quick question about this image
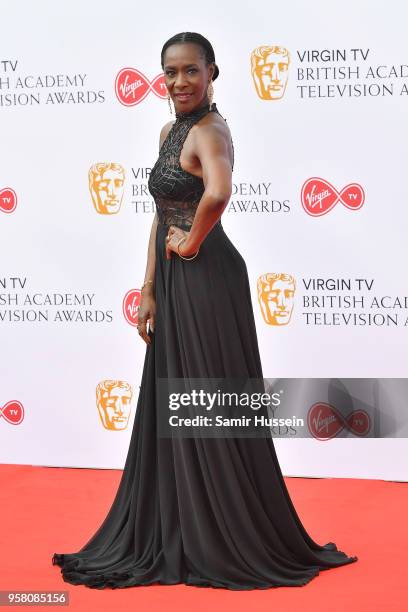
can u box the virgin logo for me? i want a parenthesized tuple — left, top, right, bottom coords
(0, 400, 24, 425)
(0, 187, 17, 213)
(115, 68, 166, 106)
(123, 289, 142, 326)
(301, 177, 365, 216)
(307, 402, 370, 440)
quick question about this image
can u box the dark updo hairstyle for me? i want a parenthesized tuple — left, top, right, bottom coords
(161, 32, 219, 81)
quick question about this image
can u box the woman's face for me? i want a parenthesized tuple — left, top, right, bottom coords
(163, 42, 214, 113)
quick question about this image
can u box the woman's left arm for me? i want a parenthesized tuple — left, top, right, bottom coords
(167, 123, 232, 258)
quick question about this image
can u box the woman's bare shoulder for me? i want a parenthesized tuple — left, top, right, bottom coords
(201, 109, 231, 135)
(159, 120, 175, 148)
(193, 110, 232, 147)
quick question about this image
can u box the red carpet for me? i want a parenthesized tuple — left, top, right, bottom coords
(0, 464, 406, 611)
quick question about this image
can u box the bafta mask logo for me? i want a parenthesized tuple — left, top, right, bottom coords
(96, 380, 133, 431)
(89, 162, 125, 214)
(257, 273, 296, 326)
(0, 187, 17, 213)
(251, 46, 290, 100)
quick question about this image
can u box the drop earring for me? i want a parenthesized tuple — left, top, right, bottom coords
(207, 80, 214, 109)
(167, 91, 173, 115)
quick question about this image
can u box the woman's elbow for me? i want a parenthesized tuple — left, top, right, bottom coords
(205, 187, 232, 208)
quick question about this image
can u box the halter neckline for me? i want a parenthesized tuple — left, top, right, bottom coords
(175, 102, 216, 121)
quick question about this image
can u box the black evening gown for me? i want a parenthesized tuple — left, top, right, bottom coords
(52, 102, 358, 589)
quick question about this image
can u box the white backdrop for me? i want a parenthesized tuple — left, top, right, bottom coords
(1, 0, 407, 480)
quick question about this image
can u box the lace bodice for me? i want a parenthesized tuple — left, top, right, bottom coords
(148, 102, 234, 228)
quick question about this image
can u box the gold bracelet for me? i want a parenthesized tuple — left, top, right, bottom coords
(141, 279, 154, 291)
(177, 237, 200, 260)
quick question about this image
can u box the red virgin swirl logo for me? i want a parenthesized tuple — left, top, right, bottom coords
(0, 187, 17, 213)
(115, 68, 166, 106)
(123, 289, 142, 326)
(301, 177, 365, 216)
(0, 400, 24, 425)
(307, 402, 370, 440)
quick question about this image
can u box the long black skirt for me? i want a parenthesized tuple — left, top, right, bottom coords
(52, 220, 358, 590)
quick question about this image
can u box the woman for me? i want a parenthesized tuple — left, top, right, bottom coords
(52, 32, 358, 590)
